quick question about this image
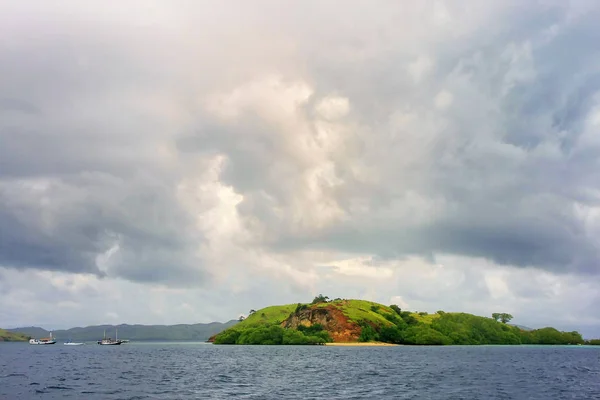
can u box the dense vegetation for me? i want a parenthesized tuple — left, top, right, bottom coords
(213, 302, 331, 345)
(0, 328, 30, 342)
(214, 324, 331, 345)
(7, 321, 238, 342)
(212, 295, 587, 346)
(374, 311, 584, 345)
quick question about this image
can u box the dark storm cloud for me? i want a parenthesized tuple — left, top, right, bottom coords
(176, 1, 600, 275)
(2, 0, 600, 287)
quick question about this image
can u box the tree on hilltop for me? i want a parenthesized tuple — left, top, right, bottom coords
(500, 313, 513, 324)
(492, 313, 513, 324)
(390, 304, 402, 315)
(311, 294, 329, 304)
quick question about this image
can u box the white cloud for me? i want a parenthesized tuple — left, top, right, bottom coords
(408, 56, 434, 84)
(1, 0, 600, 338)
(315, 96, 350, 120)
(434, 90, 454, 109)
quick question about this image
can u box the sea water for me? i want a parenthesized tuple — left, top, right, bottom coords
(1, 342, 599, 399)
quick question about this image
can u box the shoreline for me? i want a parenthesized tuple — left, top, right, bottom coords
(324, 342, 399, 347)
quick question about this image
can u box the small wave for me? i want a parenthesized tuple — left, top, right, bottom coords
(99, 389, 124, 395)
(2, 373, 27, 378)
(47, 385, 72, 390)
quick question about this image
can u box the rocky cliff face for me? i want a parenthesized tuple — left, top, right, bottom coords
(282, 305, 361, 342)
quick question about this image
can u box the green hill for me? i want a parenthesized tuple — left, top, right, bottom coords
(8, 321, 238, 342)
(0, 329, 30, 342)
(211, 297, 585, 346)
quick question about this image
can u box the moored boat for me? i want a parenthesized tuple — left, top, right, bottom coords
(64, 339, 84, 346)
(97, 328, 122, 345)
(29, 332, 57, 345)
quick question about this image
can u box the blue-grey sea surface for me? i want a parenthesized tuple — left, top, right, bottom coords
(1, 342, 599, 399)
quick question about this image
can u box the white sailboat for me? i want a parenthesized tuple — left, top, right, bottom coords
(29, 331, 57, 345)
(97, 328, 121, 345)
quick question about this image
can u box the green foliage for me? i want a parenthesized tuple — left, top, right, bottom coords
(236, 304, 298, 327)
(379, 325, 403, 344)
(586, 339, 600, 345)
(500, 313, 513, 324)
(295, 303, 309, 313)
(520, 328, 584, 345)
(492, 313, 513, 324)
(339, 300, 395, 326)
(214, 324, 327, 345)
(383, 312, 407, 328)
(400, 312, 419, 326)
(213, 329, 241, 344)
(0, 329, 30, 342)
(311, 294, 329, 304)
(431, 313, 520, 345)
(402, 326, 452, 345)
(212, 299, 586, 347)
(297, 324, 333, 342)
(358, 323, 379, 342)
(390, 304, 402, 315)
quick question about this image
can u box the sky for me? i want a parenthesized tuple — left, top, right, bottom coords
(1, 0, 600, 338)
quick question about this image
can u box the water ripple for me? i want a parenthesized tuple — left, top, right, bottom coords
(0, 343, 599, 399)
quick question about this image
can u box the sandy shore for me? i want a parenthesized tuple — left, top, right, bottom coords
(324, 342, 399, 347)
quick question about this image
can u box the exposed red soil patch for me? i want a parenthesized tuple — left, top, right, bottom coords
(281, 305, 361, 342)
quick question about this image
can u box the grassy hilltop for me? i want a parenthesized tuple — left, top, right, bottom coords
(0, 329, 29, 342)
(211, 296, 585, 346)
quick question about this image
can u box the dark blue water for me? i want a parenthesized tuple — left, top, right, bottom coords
(1, 343, 599, 399)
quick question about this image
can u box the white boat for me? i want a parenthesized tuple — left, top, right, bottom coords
(97, 328, 121, 345)
(29, 332, 57, 345)
(64, 340, 84, 346)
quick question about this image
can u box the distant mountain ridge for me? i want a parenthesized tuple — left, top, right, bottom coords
(8, 321, 238, 342)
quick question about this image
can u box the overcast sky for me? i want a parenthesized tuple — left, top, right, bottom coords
(1, 0, 600, 337)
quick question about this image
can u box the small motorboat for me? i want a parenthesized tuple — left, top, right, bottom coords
(64, 340, 84, 346)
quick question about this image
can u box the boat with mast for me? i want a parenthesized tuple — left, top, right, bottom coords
(97, 328, 121, 345)
(29, 332, 57, 345)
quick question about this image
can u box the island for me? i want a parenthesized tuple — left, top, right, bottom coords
(0, 328, 30, 342)
(209, 296, 589, 346)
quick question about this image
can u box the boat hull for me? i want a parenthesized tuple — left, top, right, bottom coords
(97, 340, 121, 345)
(64, 343, 84, 346)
